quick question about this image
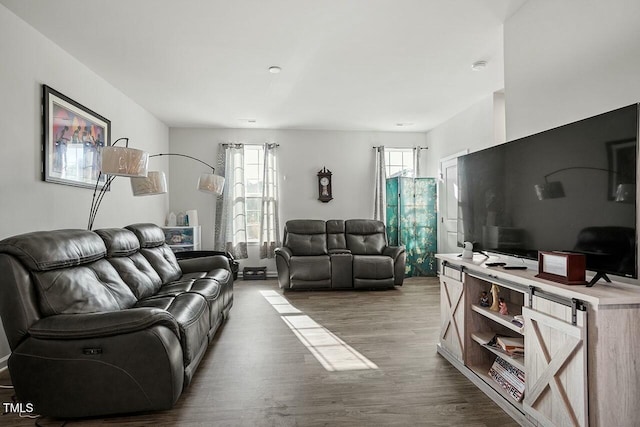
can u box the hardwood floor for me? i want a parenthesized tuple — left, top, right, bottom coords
(0, 278, 519, 426)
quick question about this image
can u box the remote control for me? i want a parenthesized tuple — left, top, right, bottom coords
(503, 265, 527, 270)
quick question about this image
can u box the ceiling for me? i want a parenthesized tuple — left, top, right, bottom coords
(1, 0, 527, 132)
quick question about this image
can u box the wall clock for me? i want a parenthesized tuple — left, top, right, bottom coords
(317, 167, 333, 202)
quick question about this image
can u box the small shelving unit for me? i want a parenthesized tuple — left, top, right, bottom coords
(470, 333, 525, 372)
(161, 226, 201, 252)
(464, 277, 527, 413)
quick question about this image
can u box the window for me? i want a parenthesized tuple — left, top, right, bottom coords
(244, 145, 264, 242)
(385, 148, 414, 177)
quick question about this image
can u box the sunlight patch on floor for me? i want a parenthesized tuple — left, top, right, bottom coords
(259, 290, 378, 372)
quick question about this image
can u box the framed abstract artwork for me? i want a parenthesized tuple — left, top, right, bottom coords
(42, 85, 111, 189)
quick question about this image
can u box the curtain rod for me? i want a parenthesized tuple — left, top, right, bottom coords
(372, 146, 428, 149)
(221, 143, 280, 147)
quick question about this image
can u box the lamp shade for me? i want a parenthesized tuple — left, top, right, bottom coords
(131, 171, 168, 196)
(198, 173, 225, 195)
(101, 146, 149, 177)
(534, 181, 565, 200)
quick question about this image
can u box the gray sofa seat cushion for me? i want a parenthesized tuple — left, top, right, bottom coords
(289, 255, 331, 287)
(345, 219, 388, 255)
(352, 255, 395, 289)
(156, 278, 221, 303)
(136, 292, 209, 365)
(352, 255, 394, 279)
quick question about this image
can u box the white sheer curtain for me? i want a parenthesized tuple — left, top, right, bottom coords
(412, 146, 422, 177)
(259, 143, 280, 259)
(214, 143, 248, 259)
(373, 146, 387, 223)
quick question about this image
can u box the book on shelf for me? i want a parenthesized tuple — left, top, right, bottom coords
(474, 332, 524, 358)
(496, 336, 524, 355)
(488, 356, 525, 402)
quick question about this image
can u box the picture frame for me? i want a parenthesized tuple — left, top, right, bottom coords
(42, 85, 111, 189)
(606, 138, 636, 200)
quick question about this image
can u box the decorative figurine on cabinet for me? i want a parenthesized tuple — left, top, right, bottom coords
(480, 291, 490, 307)
(489, 284, 500, 312)
(498, 297, 509, 315)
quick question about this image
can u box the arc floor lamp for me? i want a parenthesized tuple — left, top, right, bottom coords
(88, 144, 224, 230)
(130, 153, 225, 197)
(87, 137, 148, 230)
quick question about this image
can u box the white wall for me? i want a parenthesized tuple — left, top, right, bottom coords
(0, 5, 169, 367)
(425, 94, 497, 174)
(168, 128, 428, 272)
(504, 0, 640, 140)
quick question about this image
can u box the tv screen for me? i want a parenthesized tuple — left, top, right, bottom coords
(458, 104, 638, 280)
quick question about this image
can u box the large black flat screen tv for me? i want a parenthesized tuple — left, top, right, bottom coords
(458, 104, 638, 282)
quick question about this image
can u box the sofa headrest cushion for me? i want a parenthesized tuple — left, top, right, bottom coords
(95, 228, 141, 257)
(345, 219, 386, 235)
(0, 230, 106, 271)
(125, 223, 166, 248)
(285, 219, 326, 235)
(326, 220, 345, 234)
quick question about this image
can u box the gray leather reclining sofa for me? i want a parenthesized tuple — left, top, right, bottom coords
(0, 223, 233, 418)
(275, 219, 406, 290)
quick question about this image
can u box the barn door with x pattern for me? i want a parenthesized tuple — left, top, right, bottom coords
(440, 275, 465, 361)
(523, 305, 588, 427)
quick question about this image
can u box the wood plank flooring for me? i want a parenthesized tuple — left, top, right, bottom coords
(0, 277, 519, 426)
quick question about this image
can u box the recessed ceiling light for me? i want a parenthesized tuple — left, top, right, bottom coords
(238, 118, 257, 124)
(471, 60, 488, 71)
(268, 66, 282, 74)
(396, 123, 414, 127)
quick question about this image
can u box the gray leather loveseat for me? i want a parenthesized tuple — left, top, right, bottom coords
(0, 223, 233, 418)
(275, 219, 405, 290)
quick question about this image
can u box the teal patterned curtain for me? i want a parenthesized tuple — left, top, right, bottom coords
(386, 177, 438, 277)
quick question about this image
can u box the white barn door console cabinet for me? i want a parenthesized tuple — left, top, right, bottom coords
(436, 254, 640, 427)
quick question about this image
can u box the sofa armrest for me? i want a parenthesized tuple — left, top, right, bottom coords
(275, 247, 293, 289)
(274, 246, 292, 263)
(384, 246, 406, 286)
(178, 254, 230, 274)
(28, 308, 180, 340)
(383, 245, 405, 261)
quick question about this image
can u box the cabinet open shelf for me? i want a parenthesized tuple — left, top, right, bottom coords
(470, 333, 525, 372)
(468, 364, 525, 411)
(471, 304, 524, 334)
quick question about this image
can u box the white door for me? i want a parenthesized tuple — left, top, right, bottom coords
(438, 152, 466, 254)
